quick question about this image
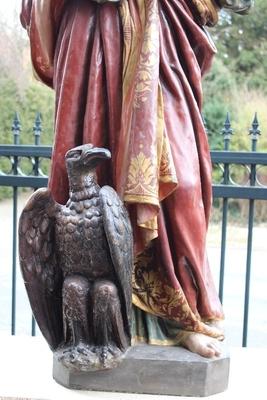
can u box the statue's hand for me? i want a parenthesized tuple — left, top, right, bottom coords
(216, 0, 253, 14)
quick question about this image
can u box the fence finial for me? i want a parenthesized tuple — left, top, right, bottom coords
(221, 112, 233, 150)
(249, 113, 261, 152)
(33, 112, 42, 145)
(12, 113, 21, 145)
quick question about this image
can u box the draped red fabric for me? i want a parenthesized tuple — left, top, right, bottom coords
(21, 0, 224, 338)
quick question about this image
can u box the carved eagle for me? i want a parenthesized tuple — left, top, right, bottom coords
(19, 144, 133, 370)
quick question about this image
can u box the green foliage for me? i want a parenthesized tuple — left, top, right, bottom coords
(232, 90, 267, 152)
(0, 77, 54, 145)
(0, 14, 55, 200)
(203, 0, 267, 151)
(203, 58, 235, 149)
(20, 80, 55, 145)
(0, 75, 22, 144)
(0, 76, 54, 200)
(211, 0, 267, 92)
(0, 12, 54, 145)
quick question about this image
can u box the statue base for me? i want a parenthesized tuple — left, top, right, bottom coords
(53, 344, 230, 397)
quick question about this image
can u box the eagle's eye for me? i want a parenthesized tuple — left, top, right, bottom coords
(72, 152, 80, 159)
(67, 150, 82, 159)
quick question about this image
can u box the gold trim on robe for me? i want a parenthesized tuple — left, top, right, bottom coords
(119, 0, 178, 252)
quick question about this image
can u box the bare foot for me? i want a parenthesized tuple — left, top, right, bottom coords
(181, 333, 222, 358)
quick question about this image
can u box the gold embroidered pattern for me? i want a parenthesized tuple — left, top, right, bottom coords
(133, 0, 159, 108)
(133, 245, 224, 339)
(133, 255, 197, 329)
(125, 151, 158, 200)
(120, 1, 177, 247)
(159, 133, 177, 183)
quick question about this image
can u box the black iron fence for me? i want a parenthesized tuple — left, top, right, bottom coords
(0, 113, 267, 347)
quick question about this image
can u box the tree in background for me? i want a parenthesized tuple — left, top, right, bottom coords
(213, 0, 267, 92)
(203, 58, 236, 149)
(0, 12, 54, 199)
(0, 13, 54, 146)
(203, 0, 267, 151)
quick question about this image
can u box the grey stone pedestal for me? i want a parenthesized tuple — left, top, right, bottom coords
(53, 344, 230, 397)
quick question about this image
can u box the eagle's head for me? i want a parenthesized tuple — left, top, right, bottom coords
(65, 144, 111, 171)
(65, 144, 111, 190)
(216, 0, 253, 14)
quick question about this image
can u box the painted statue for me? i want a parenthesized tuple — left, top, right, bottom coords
(20, 0, 252, 358)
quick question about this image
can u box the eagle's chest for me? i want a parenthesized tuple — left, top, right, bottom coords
(55, 197, 112, 279)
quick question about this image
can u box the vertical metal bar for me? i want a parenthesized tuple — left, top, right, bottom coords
(219, 197, 228, 302)
(242, 198, 254, 347)
(219, 113, 233, 302)
(11, 113, 21, 335)
(31, 113, 42, 336)
(11, 187, 18, 335)
(242, 114, 261, 347)
(31, 315, 36, 336)
(33, 112, 41, 175)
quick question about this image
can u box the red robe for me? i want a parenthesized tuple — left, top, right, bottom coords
(21, 0, 224, 342)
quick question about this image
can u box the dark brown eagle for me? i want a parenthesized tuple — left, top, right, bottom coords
(19, 144, 133, 371)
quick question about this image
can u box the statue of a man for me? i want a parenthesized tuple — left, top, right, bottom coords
(20, 0, 251, 358)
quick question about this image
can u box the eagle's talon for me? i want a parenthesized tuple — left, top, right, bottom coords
(99, 346, 107, 366)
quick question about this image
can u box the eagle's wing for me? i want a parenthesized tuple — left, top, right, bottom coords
(19, 188, 63, 350)
(99, 186, 133, 340)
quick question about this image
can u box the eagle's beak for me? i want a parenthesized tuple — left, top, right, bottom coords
(83, 147, 111, 162)
(82, 147, 111, 167)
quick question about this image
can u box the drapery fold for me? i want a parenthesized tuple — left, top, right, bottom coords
(21, 0, 224, 341)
